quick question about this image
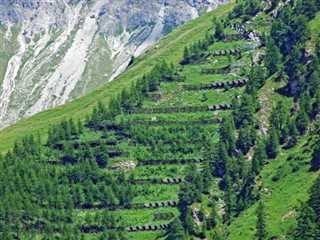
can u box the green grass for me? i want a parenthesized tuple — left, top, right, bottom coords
(208, 40, 249, 51)
(77, 207, 179, 227)
(308, 12, 320, 53)
(115, 208, 179, 226)
(132, 184, 180, 204)
(125, 230, 167, 240)
(143, 87, 244, 108)
(227, 135, 319, 240)
(0, 2, 236, 154)
(132, 164, 192, 179)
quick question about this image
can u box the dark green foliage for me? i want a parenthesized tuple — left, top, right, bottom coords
(214, 17, 224, 40)
(270, 101, 290, 144)
(294, 175, 320, 239)
(214, 142, 230, 177)
(184, 46, 191, 60)
(224, 175, 236, 222)
(167, 218, 186, 240)
(295, 109, 310, 134)
(252, 141, 267, 176)
(294, 0, 318, 20)
(310, 137, 320, 171)
(246, 65, 267, 95)
(206, 202, 218, 230)
(287, 120, 299, 148)
(256, 202, 267, 240)
(237, 120, 256, 154)
(265, 126, 280, 159)
(308, 175, 320, 220)
(313, 92, 320, 118)
(294, 205, 319, 240)
(265, 37, 282, 75)
(233, 94, 256, 127)
(309, 71, 320, 98)
(229, 0, 262, 20)
(219, 116, 236, 155)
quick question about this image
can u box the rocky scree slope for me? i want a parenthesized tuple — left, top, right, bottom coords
(0, 0, 230, 129)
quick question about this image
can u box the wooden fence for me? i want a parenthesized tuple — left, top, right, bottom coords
(182, 79, 248, 91)
(130, 104, 232, 114)
(138, 158, 204, 166)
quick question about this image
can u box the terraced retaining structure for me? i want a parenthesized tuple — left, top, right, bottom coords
(137, 158, 204, 166)
(130, 104, 232, 114)
(130, 177, 185, 185)
(131, 118, 222, 126)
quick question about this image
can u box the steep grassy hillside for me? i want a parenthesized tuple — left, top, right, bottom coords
(0, 2, 235, 153)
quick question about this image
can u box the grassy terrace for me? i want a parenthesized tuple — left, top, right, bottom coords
(131, 165, 194, 179)
(124, 111, 231, 122)
(77, 207, 179, 227)
(131, 184, 180, 204)
(125, 231, 166, 240)
(143, 87, 243, 108)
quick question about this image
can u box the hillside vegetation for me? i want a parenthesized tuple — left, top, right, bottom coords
(0, 3, 234, 153)
(0, 1, 319, 240)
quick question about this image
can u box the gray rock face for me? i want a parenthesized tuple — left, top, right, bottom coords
(0, 0, 230, 129)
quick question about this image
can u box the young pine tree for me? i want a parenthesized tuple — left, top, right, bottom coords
(214, 18, 224, 40)
(294, 175, 320, 239)
(265, 37, 282, 75)
(256, 201, 267, 240)
(265, 125, 280, 159)
(287, 120, 299, 148)
(252, 141, 267, 176)
(167, 218, 186, 240)
(295, 109, 309, 134)
(310, 137, 320, 171)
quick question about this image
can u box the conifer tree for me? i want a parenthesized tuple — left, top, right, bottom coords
(167, 218, 186, 240)
(294, 175, 320, 239)
(288, 120, 299, 147)
(207, 201, 218, 230)
(252, 141, 267, 176)
(237, 120, 256, 154)
(308, 175, 320, 220)
(183, 47, 191, 60)
(224, 175, 235, 222)
(214, 18, 224, 40)
(77, 119, 84, 134)
(309, 71, 320, 98)
(256, 202, 267, 240)
(265, 125, 280, 159)
(265, 37, 282, 75)
(310, 137, 320, 171)
(295, 109, 309, 134)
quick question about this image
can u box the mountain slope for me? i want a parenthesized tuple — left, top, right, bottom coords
(0, 0, 230, 128)
(0, 2, 235, 153)
(0, 1, 319, 239)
